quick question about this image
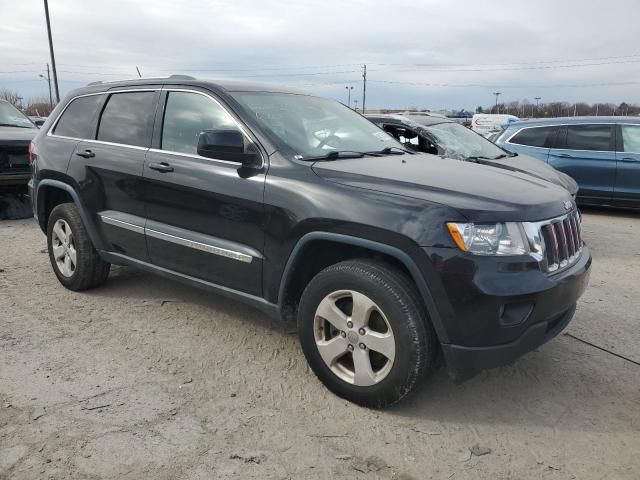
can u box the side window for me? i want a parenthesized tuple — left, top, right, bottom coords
(566, 125, 612, 152)
(97, 91, 157, 147)
(52, 94, 103, 138)
(509, 126, 557, 147)
(620, 125, 640, 153)
(161, 91, 238, 155)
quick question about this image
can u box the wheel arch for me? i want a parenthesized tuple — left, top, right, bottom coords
(277, 232, 448, 343)
(36, 179, 104, 250)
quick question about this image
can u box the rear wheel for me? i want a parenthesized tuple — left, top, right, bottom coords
(47, 203, 110, 291)
(298, 259, 437, 408)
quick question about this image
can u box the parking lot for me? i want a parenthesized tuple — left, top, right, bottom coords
(1, 208, 639, 479)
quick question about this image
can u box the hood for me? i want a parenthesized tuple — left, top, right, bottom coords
(479, 153, 579, 196)
(0, 126, 38, 144)
(312, 153, 575, 223)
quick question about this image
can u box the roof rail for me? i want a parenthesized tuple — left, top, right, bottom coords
(86, 74, 196, 87)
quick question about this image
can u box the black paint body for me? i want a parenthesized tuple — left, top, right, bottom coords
(29, 78, 591, 376)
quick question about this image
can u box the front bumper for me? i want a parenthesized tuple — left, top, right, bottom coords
(423, 245, 591, 377)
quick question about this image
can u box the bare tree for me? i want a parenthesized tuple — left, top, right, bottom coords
(24, 97, 55, 117)
(0, 89, 22, 107)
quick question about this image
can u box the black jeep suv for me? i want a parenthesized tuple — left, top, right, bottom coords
(29, 77, 591, 407)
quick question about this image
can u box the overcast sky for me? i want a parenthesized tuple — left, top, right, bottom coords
(1, 0, 639, 110)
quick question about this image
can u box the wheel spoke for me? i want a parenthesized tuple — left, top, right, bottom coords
(67, 244, 77, 266)
(52, 244, 65, 260)
(365, 331, 395, 360)
(352, 348, 376, 386)
(316, 296, 349, 331)
(350, 291, 376, 329)
(53, 222, 66, 243)
(316, 336, 349, 366)
(63, 254, 72, 276)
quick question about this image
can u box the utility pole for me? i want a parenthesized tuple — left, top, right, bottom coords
(595, 103, 599, 116)
(136, 66, 142, 78)
(39, 63, 53, 108)
(362, 64, 367, 114)
(493, 92, 501, 113)
(534, 97, 541, 117)
(353, 99, 358, 112)
(43, 0, 60, 103)
(345, 86, 353, 108)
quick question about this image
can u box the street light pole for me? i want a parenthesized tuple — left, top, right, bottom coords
(493, 92, 501, 113)
(345, 86, 354, 108)
(534, 97, 541, 117)
(43, 0, 60, 103)
(39, 63, 53, 108)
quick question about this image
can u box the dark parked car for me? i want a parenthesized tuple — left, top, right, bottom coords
(495, 117, 640, 208)
(367, 113, 578, 196)
(29, 77, 591, 407)
(1, 99, 38, 192)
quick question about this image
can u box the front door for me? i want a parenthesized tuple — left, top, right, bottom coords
(143, 89, 266, 296)
(548, 124, 616, 203)
(67, 89, 159, 261)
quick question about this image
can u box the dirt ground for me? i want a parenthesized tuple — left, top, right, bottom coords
(1, 208, 639, 479)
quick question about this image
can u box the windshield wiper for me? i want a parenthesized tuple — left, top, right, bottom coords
(366, 146, 413, 156)
(300, 150, 367, 162)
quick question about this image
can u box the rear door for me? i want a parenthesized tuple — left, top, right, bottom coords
(614, 124, 640, 206)
(142, 88, 266, 296)
(548, 124, 616, 202)
(67, 88, 160, 261)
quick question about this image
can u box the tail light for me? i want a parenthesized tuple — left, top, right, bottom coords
(28, 142, 35, 165)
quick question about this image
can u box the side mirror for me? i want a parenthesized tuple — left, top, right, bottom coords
(197, 129, 259, 165)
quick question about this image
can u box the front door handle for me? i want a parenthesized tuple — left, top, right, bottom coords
(75, 149, 95, 158)
(557, 153, 572, 158)
(620, 157, 640, 163)
(148, 161, 174, 173)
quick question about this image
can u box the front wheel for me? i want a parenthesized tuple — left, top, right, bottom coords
(298, 259, 437, 408)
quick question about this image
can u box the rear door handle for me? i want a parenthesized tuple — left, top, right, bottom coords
(557, 153, 572, 158)
(75, 149, 95, 158)
(620, 157, 640, 163)
(148, 161, 174, 173)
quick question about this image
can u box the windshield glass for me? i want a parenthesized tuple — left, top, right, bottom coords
(233, 92, 402, 158)
(0, 101, 35, 128)
(422, 122, 506, 160)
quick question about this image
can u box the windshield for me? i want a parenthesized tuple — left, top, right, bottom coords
(0, 101, 36, 128)
(422, 121, 506, 160)
(233, 92, 402, 158)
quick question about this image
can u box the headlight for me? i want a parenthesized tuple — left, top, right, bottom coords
(446, 222, 529, 256)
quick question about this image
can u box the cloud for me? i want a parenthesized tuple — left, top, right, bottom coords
(1, 0, 639, 109)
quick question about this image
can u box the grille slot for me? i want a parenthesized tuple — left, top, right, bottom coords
(538, 210, 583, 274)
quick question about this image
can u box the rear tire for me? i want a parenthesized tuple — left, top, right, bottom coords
(298, 259, 437, 408)
(47, 203, 110, 291)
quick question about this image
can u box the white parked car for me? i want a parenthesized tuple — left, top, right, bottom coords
(471, 114, 519, 138)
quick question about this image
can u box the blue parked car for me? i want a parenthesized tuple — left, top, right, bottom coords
(495, 117, 640, 208)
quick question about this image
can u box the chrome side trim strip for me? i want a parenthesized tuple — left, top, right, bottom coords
(146, 228, 253, 263)
(100, 215, 145, 234)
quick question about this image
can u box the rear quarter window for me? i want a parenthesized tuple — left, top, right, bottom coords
(508, 126, 556, 147)
(52, 94, 104, 139)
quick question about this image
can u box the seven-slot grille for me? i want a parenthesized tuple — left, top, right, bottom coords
(539, 210, 583, 273)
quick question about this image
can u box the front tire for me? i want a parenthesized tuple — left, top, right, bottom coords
(298, 259, 437, 408)
(47, 203, 110, 291)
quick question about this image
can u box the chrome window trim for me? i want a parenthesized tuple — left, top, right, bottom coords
(505, 123, 616, 153)
(158, 88, 265, 169)
(100, 215, 145, 234)
(146, 228, 253, 263)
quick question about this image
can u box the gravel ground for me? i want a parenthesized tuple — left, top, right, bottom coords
(1, 208, 639, 479)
